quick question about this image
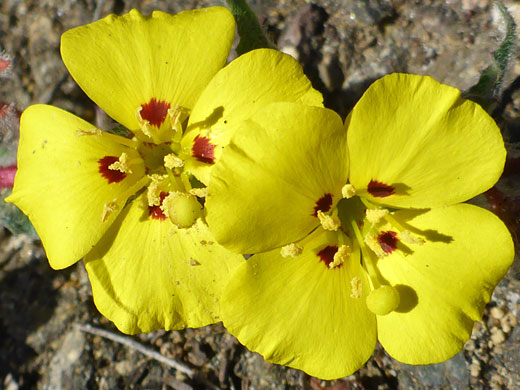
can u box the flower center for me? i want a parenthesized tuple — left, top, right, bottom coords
(88, 100, 206, 228)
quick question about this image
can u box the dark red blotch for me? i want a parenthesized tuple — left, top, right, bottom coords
(313, 193, 333, 216)
(378, 231, 399, 254)
(148, 192, 168, 220)
(98, 156, 126, 184)
(140, 98, 170, 127)
(192, 135, 216, 164)
(367, 179, 395, 198)
(317, 246, 341, 268)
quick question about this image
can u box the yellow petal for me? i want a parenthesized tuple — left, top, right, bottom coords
(375, 204, 514, 364)
(206, 103, 347, 254)
(182, 48, 323, 184)
(6, 105, 145, 269)
(347, 73, 506, 208)
(221, 229, 376, 379)
(61, 7, 235, 134)
(84, 193, 244, 334)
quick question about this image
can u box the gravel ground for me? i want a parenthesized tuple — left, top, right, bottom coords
(1, 0, 519, 389)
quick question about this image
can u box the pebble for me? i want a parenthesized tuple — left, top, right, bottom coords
(490, 327, 506, 345)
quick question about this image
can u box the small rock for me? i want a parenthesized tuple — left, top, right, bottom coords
(491, 328, 506, 345)
(490, 307, 505, 320)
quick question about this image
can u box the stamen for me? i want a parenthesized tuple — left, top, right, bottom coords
(136, 106, 160, 144)
(365, 208, 389, 225)
(350, 277, 362, 298)
(108, 152, 133, 174)
(317, 210, 340, 231)
(400, 230, 425, 245)
(147, 174, 167, 206)
(102, 201, 119, 222)
(280, 243, 304, 258)
(189, 187, 208, 198)
(100, 175, 151, 222)
(164, 153, 184, 169)
(329, 244, 351, 268)
(77, 128, 139, 149)
(364, 234, 387, 258)
(168, 106, 184, 132)
(342, 184, 356, 199)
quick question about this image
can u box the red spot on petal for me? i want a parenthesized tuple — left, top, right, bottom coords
(149, 192, 168, 220)
(313, 193, 333, 216)
(317, 246, 339, 268)
(378, 231, 398, 254)
(140, 98, 170, 127)
(367, 180, 395, 198)
(192, 135, 216, 164)
(0, 165, 16, 188)
(98, 156, 126, 184)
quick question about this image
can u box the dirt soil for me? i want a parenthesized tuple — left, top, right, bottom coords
(1, 0, 520, 389)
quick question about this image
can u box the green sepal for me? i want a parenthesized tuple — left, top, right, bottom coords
(226, 0, 273, 55)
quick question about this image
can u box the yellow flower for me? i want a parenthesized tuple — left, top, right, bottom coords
(206, 74, 514, 379)
(6, 8, 322, 334)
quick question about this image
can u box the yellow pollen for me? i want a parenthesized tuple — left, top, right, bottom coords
(101, 201, 119, 222)
(147, 174, 166, 207)
(164, 153, 184, 169)
(76, 128, 103, 136)
(280, 243, 303, 258)
(189, 187, 208, 198)
(350, 277, 362, 298)
(342, 184, 356, 199)
(168, 106, 184, 132)
(135, 106, 153, 138)
(329, 244, 351, 268)
(108, 152, 133, 174)
(365, 208, 389, 225)
(364, 234, 387, 258)
(400, 230, 425, 245)
(317, 210, 340, 231)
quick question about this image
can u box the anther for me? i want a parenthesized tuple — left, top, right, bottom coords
(317, 210, 340, 231)
(365, 208, 389, 225)
(364, 234, 387, 258)
(147, 174, 166, 206)
(108, 152, 133, 174)
(329, 244, 351, 268)
(168, 106, 184, 132)
(400, 230, 425, 245)
(102, 201, 119, 222)
(164, 153, 184, 169)
(136, 106, 153, 138)
(342, 184, 356, 199)
(189, 187, 208, 198)
(350, 277, 362, 298)
(280, 243, 303, 258)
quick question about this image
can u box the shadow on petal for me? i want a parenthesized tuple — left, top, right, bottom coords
(394, 284, 418, 313)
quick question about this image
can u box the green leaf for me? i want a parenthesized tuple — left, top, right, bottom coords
(0, 188, 38, 237)
(464, 1, 516, 112)
(226, 0, 273, 55)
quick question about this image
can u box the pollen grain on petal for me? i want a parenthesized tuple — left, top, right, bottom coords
(317, 245, 338, 268)
(139, 98, 171, 128)
(280, 243, 303, 258)
(192, 135, 216, 164)
(367, 179, 395, 198)
(378, 231, 399, 254)
(98, 156, 126, 183)
(313, 193, 333, 216)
